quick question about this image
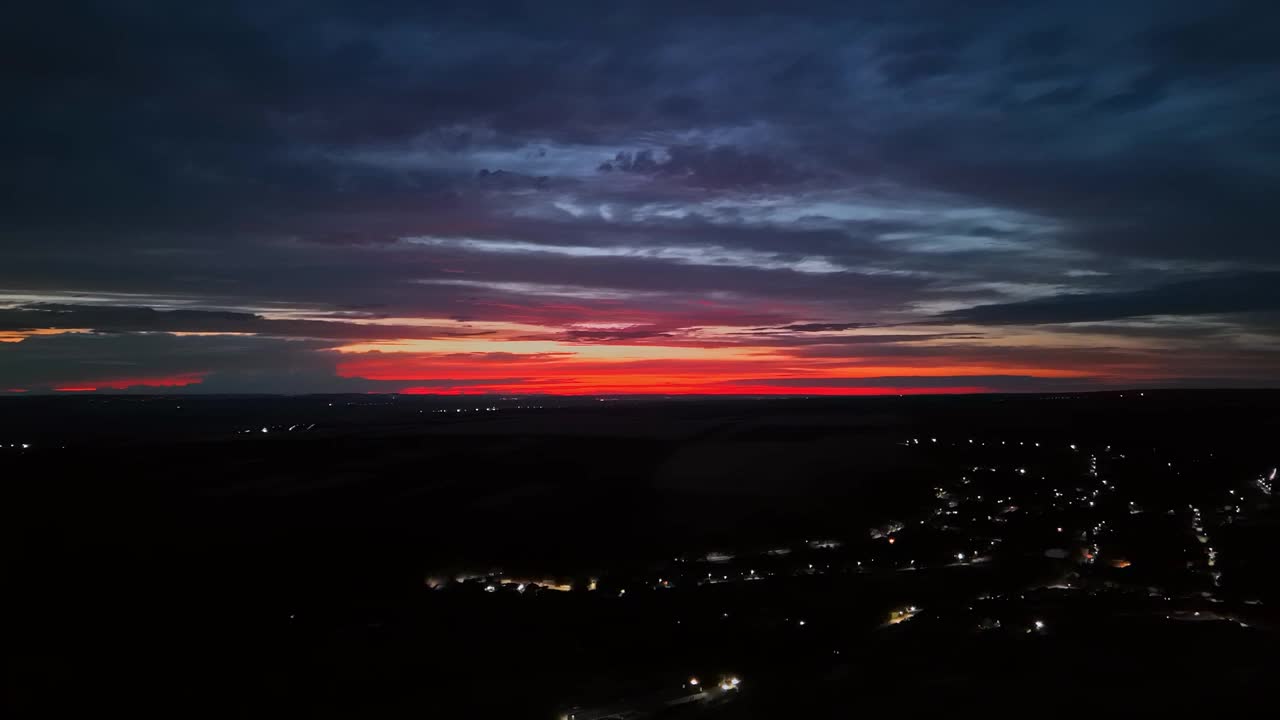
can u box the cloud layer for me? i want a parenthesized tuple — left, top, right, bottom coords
(3, 1, 1278, 394)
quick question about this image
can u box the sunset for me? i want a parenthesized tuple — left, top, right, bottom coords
(4, 1, 1277, 395)
(6, 3, 1280, 715)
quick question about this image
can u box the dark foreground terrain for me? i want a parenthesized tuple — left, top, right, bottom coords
(4, 391, 1279, 716)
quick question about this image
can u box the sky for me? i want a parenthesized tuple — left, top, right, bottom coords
(3, 1, 1279, 395)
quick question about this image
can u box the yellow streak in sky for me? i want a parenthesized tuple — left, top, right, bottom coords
(0, 328, 88, 343)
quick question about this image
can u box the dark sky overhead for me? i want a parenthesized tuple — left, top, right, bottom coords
(3, 0, 1279, 394)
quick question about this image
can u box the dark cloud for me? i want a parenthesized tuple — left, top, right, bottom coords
(1091, 70, 1169, 114)
(475, 169, 552, 190)
(0, 304, 492, 340)
(937, 272, 1280, 326)
(558, 328, 675, 343)
(1145, 5, 1280, 71)
(879, 51, 955, 85)
(1002, 26, 1073, 62)
(1024, 84, 1089, 107)
(598, 145, 813, 188)
(758, 323, 876, 333)
(776, 333, 985, 348)
(0, 332, 339, 390)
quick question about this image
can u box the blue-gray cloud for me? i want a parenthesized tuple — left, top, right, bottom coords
(938, 272, 1280, 325)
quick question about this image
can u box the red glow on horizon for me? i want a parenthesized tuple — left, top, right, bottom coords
(51, 373, 206, 392)
(398, 383, 988, 396)
(339, 348, 1089, 396)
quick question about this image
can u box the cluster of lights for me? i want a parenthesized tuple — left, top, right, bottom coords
(563, 436, 1261, 695)
(685, 674, 740, 692)
(886, 606, 921, 626)
(238, 423, 315, 434)
(1257, 468, 1275, 495)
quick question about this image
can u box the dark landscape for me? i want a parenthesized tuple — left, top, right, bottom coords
(6, 391, 1277, 715)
